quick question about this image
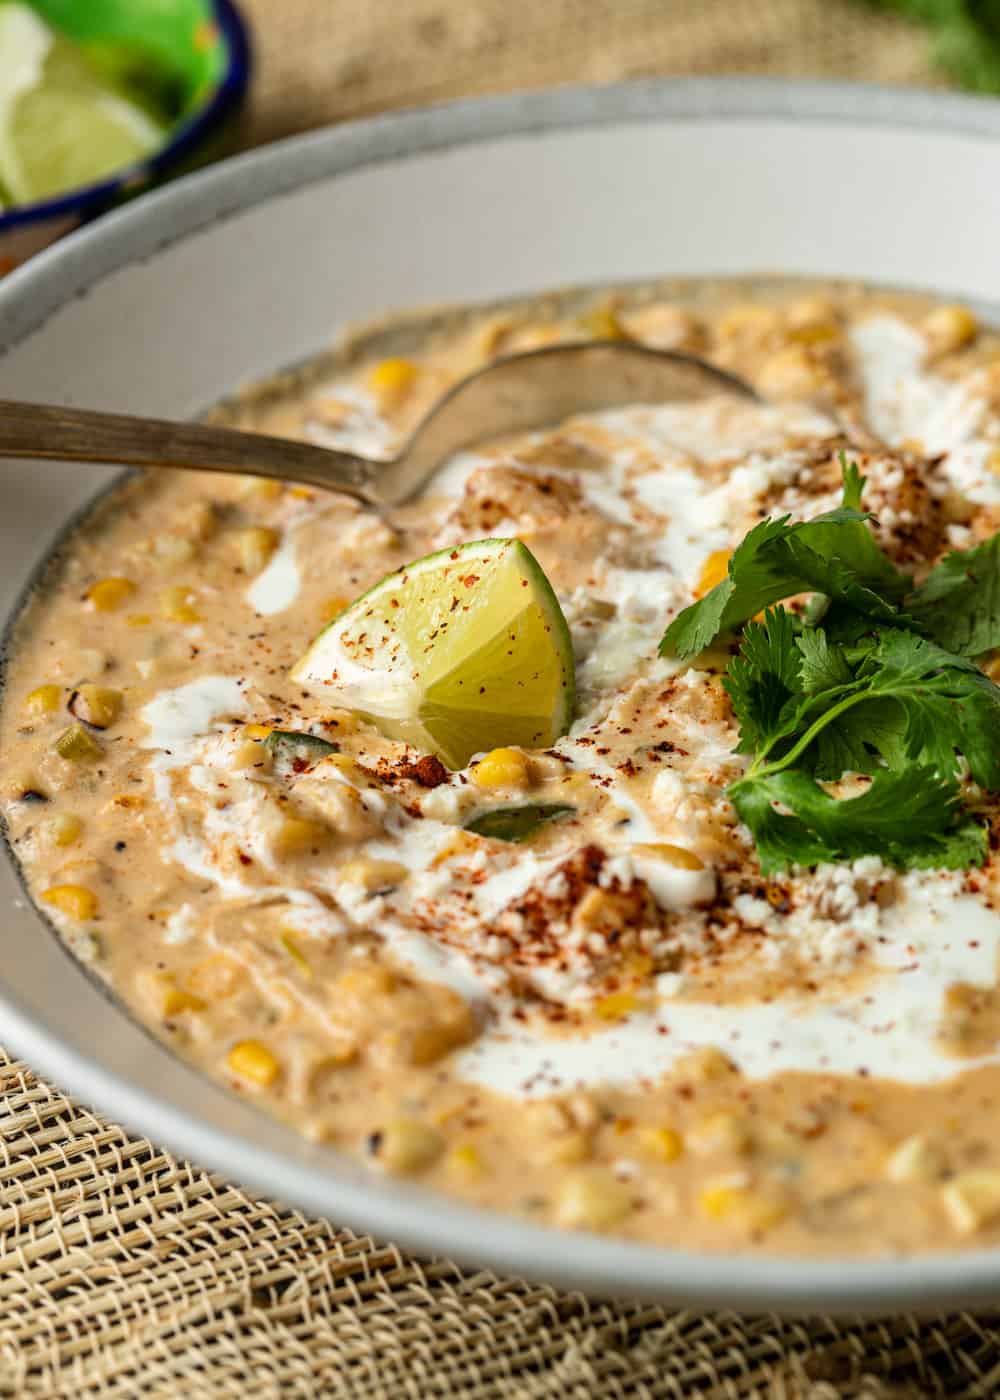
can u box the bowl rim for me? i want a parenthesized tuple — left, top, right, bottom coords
(7, 77, 1000, 1313)
(0, 0, 251, 234)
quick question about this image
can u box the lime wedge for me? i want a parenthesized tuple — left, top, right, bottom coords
(290, 538, 576, 769)
(0, 4, 165, 206)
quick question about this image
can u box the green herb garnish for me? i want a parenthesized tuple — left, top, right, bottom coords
(465, 804, 575, 843)
(660, 462, 909, 661)
(661, 457, 1000, 874)
(908, 533, 1000, 656)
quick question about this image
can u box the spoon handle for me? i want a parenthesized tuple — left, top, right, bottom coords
(0, 400, 377, 500)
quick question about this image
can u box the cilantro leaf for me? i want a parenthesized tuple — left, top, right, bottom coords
(908, 532, 1000, 657)
(724, 621, 1000, 870)
(729, 766, 987, 876)
(796, 628, 854, 693)
(851, 630, 1000, 789)
(661, 461, 911, 659)
(733, 627, 1000, 788)
(722, 608, 804, 754)
(661, 458, 1000, 877)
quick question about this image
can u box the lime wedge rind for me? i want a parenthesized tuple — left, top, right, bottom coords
(291, 538, 575, 769)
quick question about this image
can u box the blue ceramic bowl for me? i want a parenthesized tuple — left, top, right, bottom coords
(0, 0, 251, 274)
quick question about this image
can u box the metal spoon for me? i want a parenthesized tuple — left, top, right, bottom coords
(0, 342, 758, 508)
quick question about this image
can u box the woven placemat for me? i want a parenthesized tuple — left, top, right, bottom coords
(4, 1037, 1000, 1398)
(5, 3, 1000, 1395)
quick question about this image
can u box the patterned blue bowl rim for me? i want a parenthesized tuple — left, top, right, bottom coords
(0, 0, 252, 233)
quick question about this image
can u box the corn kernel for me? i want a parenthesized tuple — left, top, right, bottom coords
(581, 305, 628, 341)
(226, 1039, 280, 1088)
(538, 1131, 592, 1167)
(594, 991, 638, 1021)
(554, 1170, 633, 1230)
(476, 315, 516, 357)
(372, 1117, 444, 1174)
(320, 751, 364, 781)
(885, 1134, 945, 1184)
(159, 586, 200, 623)
(180, 501, 218, 540)
(187, 954, 242, 1000)
(149, 533, 196, 570)
(138, 970, 205, 1019)
(696, 549, 731, 598)
(786, 295, 838, 329)
(941, 1170, 1000, 1233)
(311, 396, 351, 429)
(758, 345, 822, 400)
(367, 357, 418, 407)
(41, 884, 98, 921)
(571, 887, 630, 938)
(240, 475, 283, 501)
(334, 963, 397, 1000)
(126, 613, 153, 628)
(923, 303, 978, 355)
(271, 817, 331, 858)
(699, 1179, 786, 1232)
(46, 813, 82, 848)
(69, 684, 122, 730)
(325, 707, 359, 735)
(278, 931, 312, 977)
(688, 1111, 752, 1157)
(674, 1046, 736, 1082)
(229, 739, 269, 772)
(289, 486, 314, 501)
(624, 951, 655, 982)
(517, 324, 563, 350)
(447, 1143, 485, 1180)
(701, 1180, 742, 1221)
(637, 1127, 684, 1164)
(243, 723, 273, 740)
(54, 723, 102, 763)
(430, 830, 485, 867)
(717, 303, 781, 341)
(632, 842, 705, 871)
(24, 685, 61, 717)
(55, 856, 101, 886)
(787, 321, 840, 345)
(236, 526, 279, 574)
(337, 858, 408, 893)
(86, 577, 135, 611)
(472, 747, 532, 790)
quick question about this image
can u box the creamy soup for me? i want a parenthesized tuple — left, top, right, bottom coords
(8, 279, 1000, 1254)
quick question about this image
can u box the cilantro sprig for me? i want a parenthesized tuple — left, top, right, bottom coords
(660, 462, 910, 661)
(660, 458, 1000, 874)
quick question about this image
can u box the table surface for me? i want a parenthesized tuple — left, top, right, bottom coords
(4, 3, 999, 1397)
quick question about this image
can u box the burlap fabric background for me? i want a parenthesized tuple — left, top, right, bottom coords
(5, 3, 1000, 1396)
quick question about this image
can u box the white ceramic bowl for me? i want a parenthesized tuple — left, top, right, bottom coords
(4, 79, 1000, 1315)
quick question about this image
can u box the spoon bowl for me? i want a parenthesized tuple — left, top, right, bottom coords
(0, 341, 758, 506)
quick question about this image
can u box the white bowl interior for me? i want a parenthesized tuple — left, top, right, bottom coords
(5, 82, 1000, 1312)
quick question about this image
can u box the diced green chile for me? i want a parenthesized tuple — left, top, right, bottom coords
(264, 729, 339, 774)
(464, 804, 575, 843)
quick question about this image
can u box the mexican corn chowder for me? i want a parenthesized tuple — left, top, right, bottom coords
(8, 278, 1000, 1254)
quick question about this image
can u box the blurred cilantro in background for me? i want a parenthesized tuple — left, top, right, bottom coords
(870, 0, 1000, 90)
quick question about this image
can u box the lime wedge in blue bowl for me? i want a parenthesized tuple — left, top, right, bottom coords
(0, 0, 250, 271)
